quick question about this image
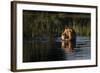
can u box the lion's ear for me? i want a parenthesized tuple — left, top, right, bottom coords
(71, 29, 73, 32)
(69, 29, 72, 32)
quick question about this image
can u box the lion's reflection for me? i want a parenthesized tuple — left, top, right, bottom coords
(61, 40, 75, 53)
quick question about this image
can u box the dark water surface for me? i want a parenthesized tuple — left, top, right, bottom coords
(23, 36, 91, 62)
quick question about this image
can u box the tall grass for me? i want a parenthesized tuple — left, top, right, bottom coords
(23, 10, 91, 38)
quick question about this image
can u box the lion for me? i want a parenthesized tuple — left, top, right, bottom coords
(61, 27, 76, 53)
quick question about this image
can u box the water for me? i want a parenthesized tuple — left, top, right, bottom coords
(23, 36, 91, 62)
(65, 36, 91, 60)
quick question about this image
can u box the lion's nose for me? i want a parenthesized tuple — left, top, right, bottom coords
(66, 36, 69, 39)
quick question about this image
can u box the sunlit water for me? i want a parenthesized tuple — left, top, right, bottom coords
(23, 36, 91, 62)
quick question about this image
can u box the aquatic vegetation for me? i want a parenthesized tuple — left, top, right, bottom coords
(23, 10, 91, 39)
